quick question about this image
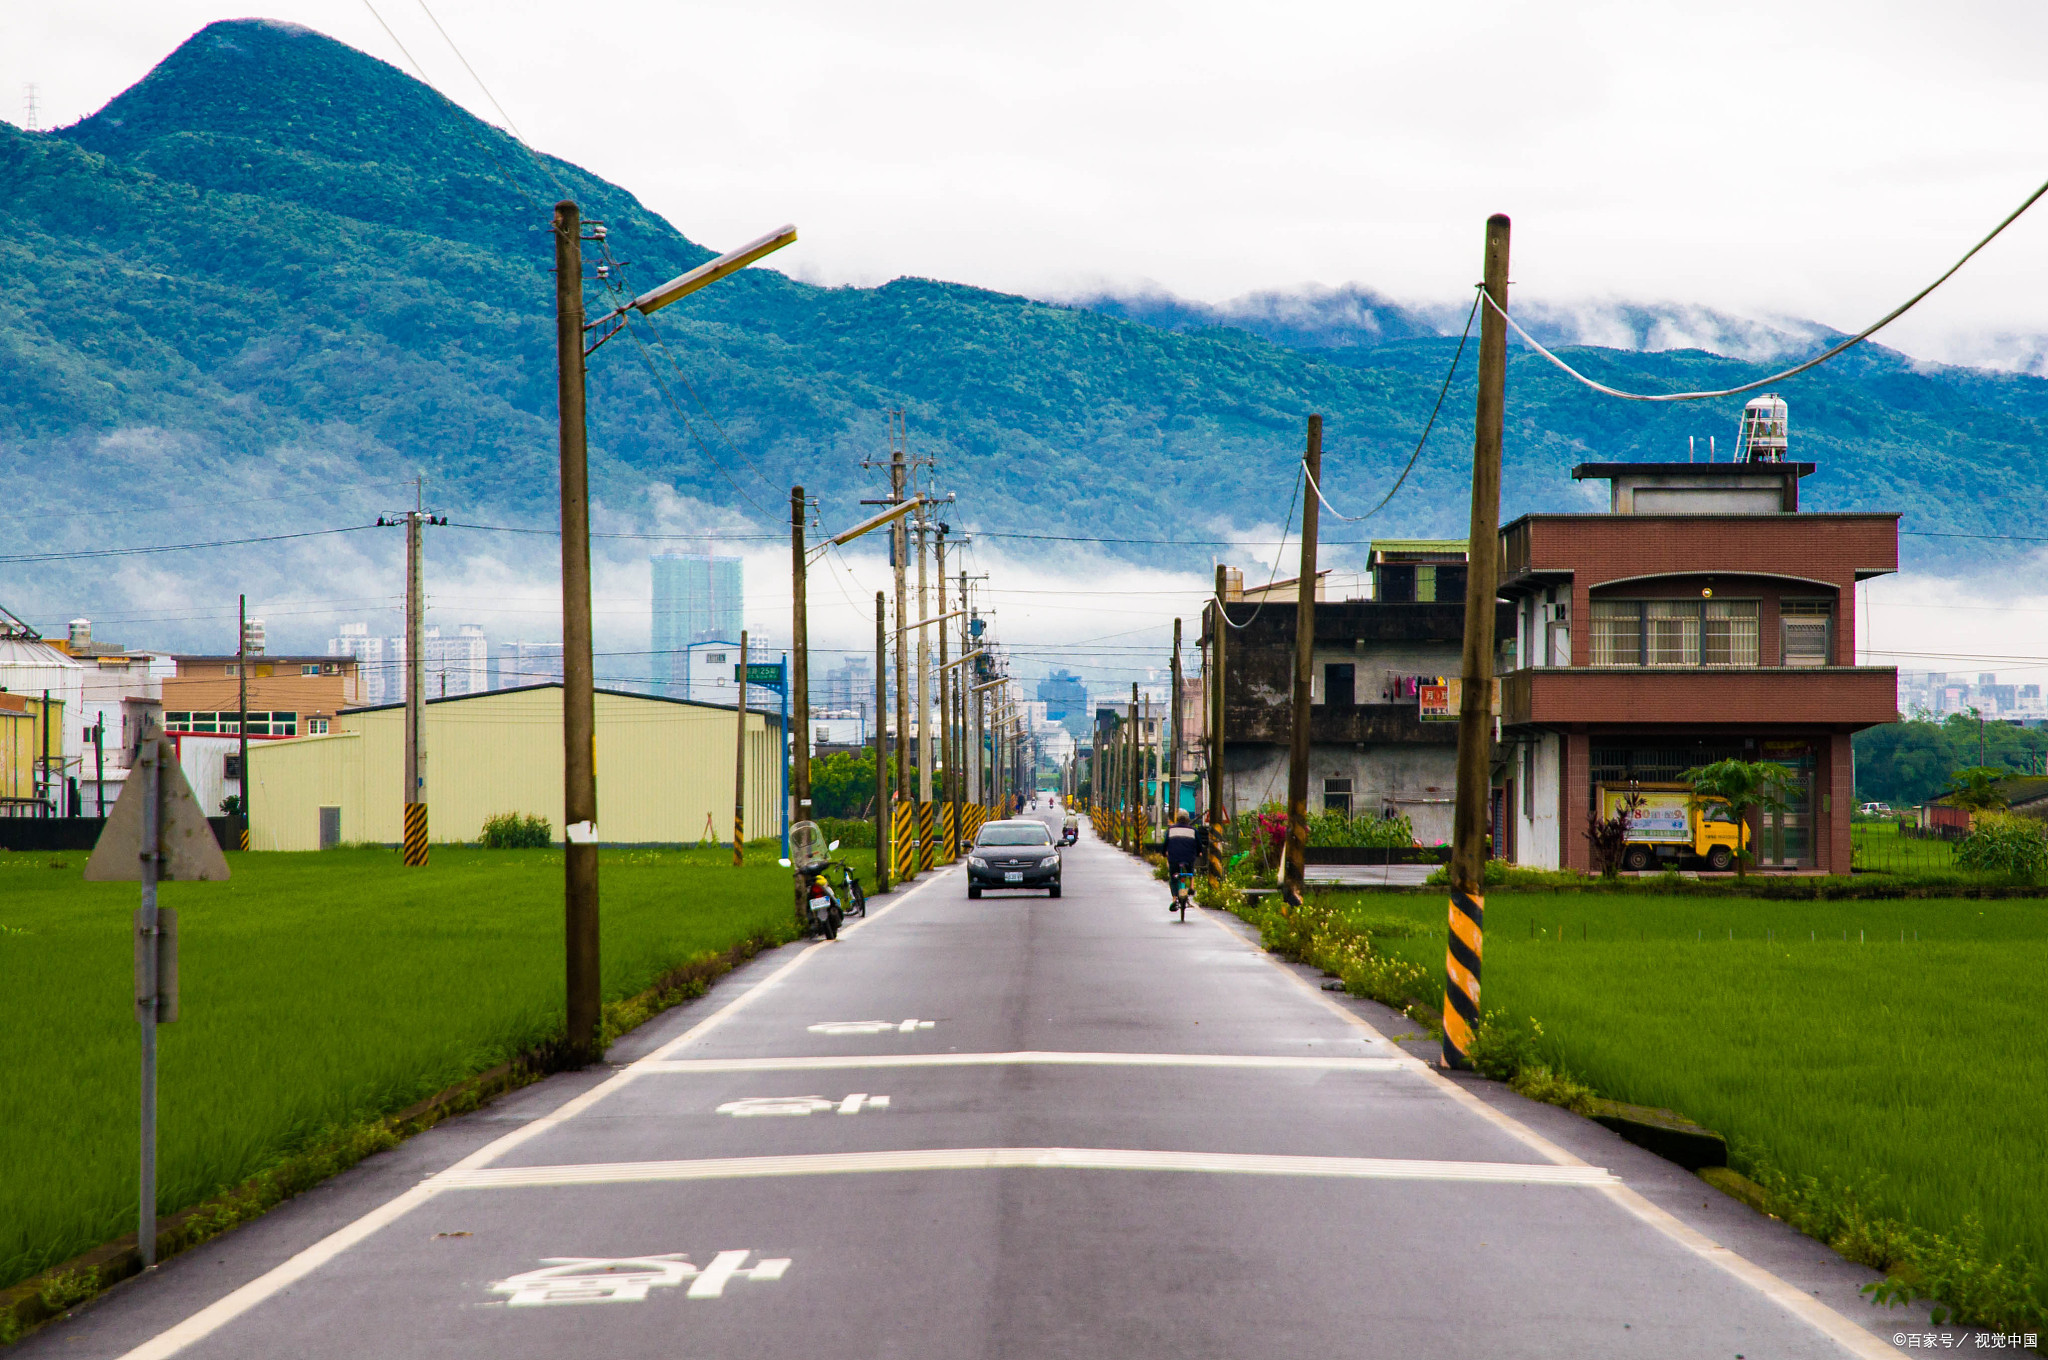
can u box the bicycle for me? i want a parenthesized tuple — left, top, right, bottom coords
(824, 858, 867, 917)
(1168, 868, 1194, 922)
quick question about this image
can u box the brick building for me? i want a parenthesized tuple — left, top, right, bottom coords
(1497, 460, 1899, 872)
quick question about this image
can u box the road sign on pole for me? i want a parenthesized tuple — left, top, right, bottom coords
(85, 727, 228, 1267)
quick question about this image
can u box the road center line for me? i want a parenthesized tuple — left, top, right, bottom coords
(438, 1147, 1619, 1190)
(638, 1050, 1416, 1075)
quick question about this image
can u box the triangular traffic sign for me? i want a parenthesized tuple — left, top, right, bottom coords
(84, 736, 231, 882)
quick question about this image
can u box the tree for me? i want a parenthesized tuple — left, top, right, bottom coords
(1943, 765, 2011, 813)
(1682, 759, 1798, 877)
(1584, 785, 1643, 880)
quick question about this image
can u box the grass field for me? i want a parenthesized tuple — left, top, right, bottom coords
(1334, 888, 2048, 1307)
(0, 841, 879, 1291)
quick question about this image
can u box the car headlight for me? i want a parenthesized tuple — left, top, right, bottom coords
(969, 856, 987, 869)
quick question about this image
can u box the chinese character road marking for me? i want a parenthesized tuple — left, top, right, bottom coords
(807, 1019, 934, 1034)
(688, 1250, 790, 1298)
(490, 1252, 790, 1306)
(715, 1094, 891, 1117)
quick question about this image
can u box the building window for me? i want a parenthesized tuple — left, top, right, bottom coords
(302, 664, 321, 676)
(1782, 599, 1833, 667)
(1322, 777, 1353, 815)
(223, 663, 239, 677)
(1324, 663, 1355, 706)
(1590, 601, 1641, 666)
(1589, 600, 1759, 667)
(309, 718, 330, 734)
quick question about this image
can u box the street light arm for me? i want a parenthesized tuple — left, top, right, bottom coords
(898, 607, 967, 635)
(829, 496, 928, 547)
(938, 648, 986, 673)
(631, 224, 798, 317)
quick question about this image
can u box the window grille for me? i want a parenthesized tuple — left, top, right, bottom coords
(1782, 599, 1833, 667)
(1590, 601, 1641, 666)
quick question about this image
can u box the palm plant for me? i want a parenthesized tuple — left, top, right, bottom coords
(1682, 759, 1797, 876)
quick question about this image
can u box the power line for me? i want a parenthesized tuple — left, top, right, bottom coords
(1304, 289, 1481, 523)
(359, 0, 541, 211)
(1486, 173, 2048, 403)
(0, 525, 375, 565)
(412, 0, 571, 201)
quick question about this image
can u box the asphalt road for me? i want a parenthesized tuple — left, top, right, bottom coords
(27, 803, 1923, 1359)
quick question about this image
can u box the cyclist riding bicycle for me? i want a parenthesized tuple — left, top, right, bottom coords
(1162, 810, 1201, 913)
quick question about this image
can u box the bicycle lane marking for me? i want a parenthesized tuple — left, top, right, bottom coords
(114, 865, 962, 1360)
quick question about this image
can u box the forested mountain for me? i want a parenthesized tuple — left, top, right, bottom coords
(3, 18, 2046, 650)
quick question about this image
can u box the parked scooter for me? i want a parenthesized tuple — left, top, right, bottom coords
(781, 823, 845, 940)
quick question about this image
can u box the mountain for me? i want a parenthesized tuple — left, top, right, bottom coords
(4, 19, 2048, 657)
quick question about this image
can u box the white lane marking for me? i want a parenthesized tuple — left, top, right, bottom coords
(488, 1251, 790, 1306)
(115, 866, 959, 1360)
(641, 1050, 1413, 1075)
(438, 1147, 1619, 1190)
(713, 1094, 890, 1117)
(1191, 907, 1900, 1359)
(805, 1018, 934, 1035)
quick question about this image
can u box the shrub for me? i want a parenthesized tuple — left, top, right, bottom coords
(477, 813, 551, 849)
(1954, 812, 2048, 880)
(815, 817, 875, 849)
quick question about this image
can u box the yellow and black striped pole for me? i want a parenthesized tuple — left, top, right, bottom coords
(917, 800, 935, 871)
(1443, 212, 1509, 1072)
(402, 801, 429, 866)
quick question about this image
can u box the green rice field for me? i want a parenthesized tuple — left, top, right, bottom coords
(1348, 888, 2048, 1296)
(1851, 820, 1960, 874)
(0, 842, 875, 1290)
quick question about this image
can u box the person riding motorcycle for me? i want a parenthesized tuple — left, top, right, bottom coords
(1162, 811, 1201, 911)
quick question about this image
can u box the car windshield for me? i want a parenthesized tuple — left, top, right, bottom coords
(978, 824, 1051, 846)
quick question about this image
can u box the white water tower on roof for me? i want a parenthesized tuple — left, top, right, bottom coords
(1736, 394, 1789, 463)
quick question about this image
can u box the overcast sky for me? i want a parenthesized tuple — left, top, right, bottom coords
(9, 1, 2048, 681)
(6, 0, 2048, 363)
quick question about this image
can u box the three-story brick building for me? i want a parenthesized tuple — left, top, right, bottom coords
(1497, 459, 1899, 872)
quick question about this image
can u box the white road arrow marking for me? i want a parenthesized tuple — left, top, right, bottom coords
(490, 1255, 695, 1306)
(836, 1093, 889, 1113)
(715, 1094, 891, 1117)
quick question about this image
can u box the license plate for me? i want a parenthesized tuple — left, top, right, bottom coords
(1003, 871, 1023, 883)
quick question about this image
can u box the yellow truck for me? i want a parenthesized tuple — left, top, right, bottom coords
(1599, 784, 1747, 872)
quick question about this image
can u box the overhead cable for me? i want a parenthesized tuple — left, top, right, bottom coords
(0, 525, 375, 565)
(359, 0, 540, 210)
(1302, 290, 1481, 522)
(1486, 173, 2048, 403)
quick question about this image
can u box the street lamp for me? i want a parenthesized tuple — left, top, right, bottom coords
(554, 202, 795, 1066)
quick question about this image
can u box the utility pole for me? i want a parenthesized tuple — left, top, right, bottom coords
(916, 506, 933, 806)
(1129, 683, 1141, 851)
(1445, 214, 1510, 1073)
(1283, 415, 1322, 906)
(237, 596, 249, 850)
(890, 417, 910, 810)
(873, 593, 890, 892)
(733, 630, 749, 866)
(791, 486, 811, 827)
(93, 717, 105, 818)
(554, 200, 601, 1067)
(403, 495, 428, 867)
(1170, 618, 1183, 825)
(936, 526, 953, 854)
(1207, 571, 1229, 878)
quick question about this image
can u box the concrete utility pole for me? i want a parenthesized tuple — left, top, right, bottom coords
(403, 498, 429, 867)
(1128, 683, 1141, 851)
(237, 594, 250, 850)
(1207, 571, 1228, 878)
(873, 593, 890, 892)
(554, 200, 601, 1066)
(791, 487, 810, 828)
(1445, 214, 1511, 1073)
(916, 506, 933, 806)
(733, 631, 749, 866)
(1283, 415, 1323, 906)
(1170, 618, 1183, 825)
(936, 527, 952, 851)
(891, 417, 910, 808)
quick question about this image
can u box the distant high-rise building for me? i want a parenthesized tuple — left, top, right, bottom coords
(424, 624, 488, 698)
(820, 656, 874, 721)
(652, 554, 743, 697)
(1038, 668, 1090, 741)
(499, 641, 565, 689)
(329, 623, 389, 705)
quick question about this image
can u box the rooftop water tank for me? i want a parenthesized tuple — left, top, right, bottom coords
(1737, 394, 1789, 463)
(69, 618, 92, 647)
